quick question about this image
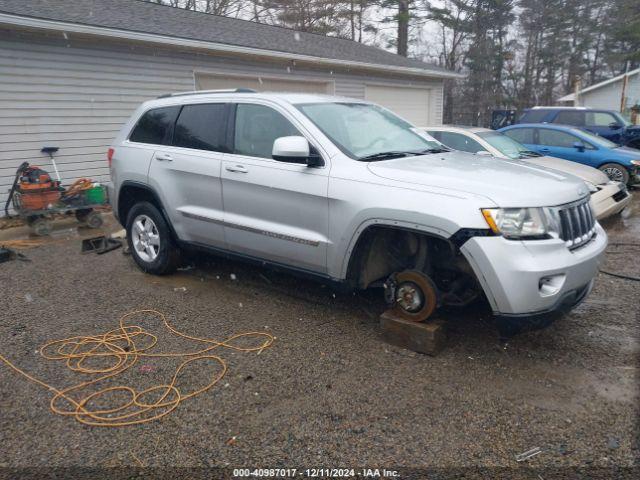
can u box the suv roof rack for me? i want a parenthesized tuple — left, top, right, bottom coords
(157, 88, 257, 99)
(531, 106, 586, 110)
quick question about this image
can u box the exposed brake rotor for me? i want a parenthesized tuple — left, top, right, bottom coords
(386, 270, 439, 322)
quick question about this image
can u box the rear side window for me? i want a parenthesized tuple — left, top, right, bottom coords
(519, 110, 549, 123)
(503, 128, 535, 144)
(437, 132, 483, 153)
(553, 111, 585, 126)
(234, 104, 300, 159)
(129, 106, 180, 145)
(173, 103, 228, 152)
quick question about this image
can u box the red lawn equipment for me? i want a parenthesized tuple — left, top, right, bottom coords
(4, 147, 108, 235)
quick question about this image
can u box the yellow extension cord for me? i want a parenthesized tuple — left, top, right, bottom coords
(0, 309, 274, 427)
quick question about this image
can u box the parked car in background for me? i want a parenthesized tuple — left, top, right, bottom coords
(499, 123, 640, 185)
(424, 125, 632, 220)
(517, 107, 640, 149)
(108, 90, 607, 334)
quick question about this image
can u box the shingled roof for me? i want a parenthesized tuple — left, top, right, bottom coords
(0, 0, 459, 78)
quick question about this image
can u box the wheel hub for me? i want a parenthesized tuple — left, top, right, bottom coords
(396, 282, 424, 312)
(603, 167, 624, 182)
(388, 270, 439, 322)
(131, 214, 160, 262)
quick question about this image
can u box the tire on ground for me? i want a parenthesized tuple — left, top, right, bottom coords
(598, 162, 629, 184)
(126, 201, 180, 275)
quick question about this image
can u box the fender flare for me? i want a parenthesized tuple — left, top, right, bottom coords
(339, 218, 455, 282)
(118, 181, 179, 240)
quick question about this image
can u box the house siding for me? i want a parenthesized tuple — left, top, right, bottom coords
(579, 74, 640, 113)
(0, 28, 444, 213)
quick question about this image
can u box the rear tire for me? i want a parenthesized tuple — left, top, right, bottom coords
(599, 163, 629, 184)
(126, 201, 179, 275)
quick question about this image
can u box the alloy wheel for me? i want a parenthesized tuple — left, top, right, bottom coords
(131, 214, 160, 262)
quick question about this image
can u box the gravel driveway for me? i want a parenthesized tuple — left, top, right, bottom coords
(0, 199, 638, 479)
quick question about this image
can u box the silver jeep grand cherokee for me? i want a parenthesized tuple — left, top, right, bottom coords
(108, 90, 607, 335)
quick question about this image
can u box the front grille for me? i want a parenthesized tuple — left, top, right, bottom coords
(613, 189, 628, 202)
(558, 198, 596, 250)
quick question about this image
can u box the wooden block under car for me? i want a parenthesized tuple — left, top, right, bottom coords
(380, 310, 447, 356)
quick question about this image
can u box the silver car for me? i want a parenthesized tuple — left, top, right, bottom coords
(108, 90, 607, 335)
(424, 125, 632, 220)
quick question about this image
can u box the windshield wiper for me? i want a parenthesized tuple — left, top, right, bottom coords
(412, 147, 451, 154)
(359, 151, 413, 161)
(359, 147, 450, 161)
(518, 150, 542, 158)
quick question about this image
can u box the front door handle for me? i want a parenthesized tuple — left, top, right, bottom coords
(155, 153, 173, 162)
(225, 165, 248, 173)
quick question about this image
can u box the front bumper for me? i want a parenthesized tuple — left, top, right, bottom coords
(590, 182, 632, 220)
(461, 223, 607, 318)
(494, 280, 593, 336)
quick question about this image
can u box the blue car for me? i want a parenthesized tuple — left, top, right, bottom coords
(499, 123, 640, 185)
(517, 107, 640, 148)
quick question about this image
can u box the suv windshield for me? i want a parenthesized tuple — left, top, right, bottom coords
(297, 102, 444, 160)
(477, 131, 538, 159)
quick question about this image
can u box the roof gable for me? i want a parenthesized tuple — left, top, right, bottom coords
(559, 67, 640, 102)
(0, 0, 460, 78)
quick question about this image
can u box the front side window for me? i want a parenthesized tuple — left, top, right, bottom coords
(570, 128, 617, 148)
(297, 102, 442, 159)
(553, 111, 585, 126)
(585, 111, 618, 127)
(437, 131, 484, 153)
(129, 106, 180, 145)
(234, 104, 300, 159)
(538, 129, 581, 148)
(173, 103, 228, 152)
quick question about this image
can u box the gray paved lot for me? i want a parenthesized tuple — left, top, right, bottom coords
(0, 198, 638, 477)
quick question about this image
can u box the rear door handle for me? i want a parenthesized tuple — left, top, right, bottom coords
(155, 153, 173, 162)
(225, 165, 248, 173)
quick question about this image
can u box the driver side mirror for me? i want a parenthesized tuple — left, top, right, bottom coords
(609, 122, 622, 130)
(272, 136, 323, 167)
(573, 141, 585, 152)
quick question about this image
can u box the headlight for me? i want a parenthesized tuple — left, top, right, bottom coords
(630, 160, 640, 167)
(585, 181, 599, 193)
(481, 207, 561, 240)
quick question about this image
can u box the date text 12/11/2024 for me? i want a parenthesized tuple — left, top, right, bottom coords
(232, 468, 400, 478)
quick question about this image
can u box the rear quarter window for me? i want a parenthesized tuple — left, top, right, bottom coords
(129, 106, 180, 145)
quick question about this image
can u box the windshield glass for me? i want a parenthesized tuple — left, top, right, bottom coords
(296, 102, 443, 159)
(571, 128, 618, 148)
(477, 131, 531, 159)
(618, 113, 633, 127)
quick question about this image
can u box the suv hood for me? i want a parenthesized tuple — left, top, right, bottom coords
(523, 155, 609, 185)
(367, 151, 589, 208)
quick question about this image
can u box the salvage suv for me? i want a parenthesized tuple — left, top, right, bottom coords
(108, 90, 607, 335)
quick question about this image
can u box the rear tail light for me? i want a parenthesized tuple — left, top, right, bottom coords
(107, 147, 115, 168)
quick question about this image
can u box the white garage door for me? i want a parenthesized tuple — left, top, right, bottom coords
(365, 85, 431, 126)
(195, 73, 332, 94)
